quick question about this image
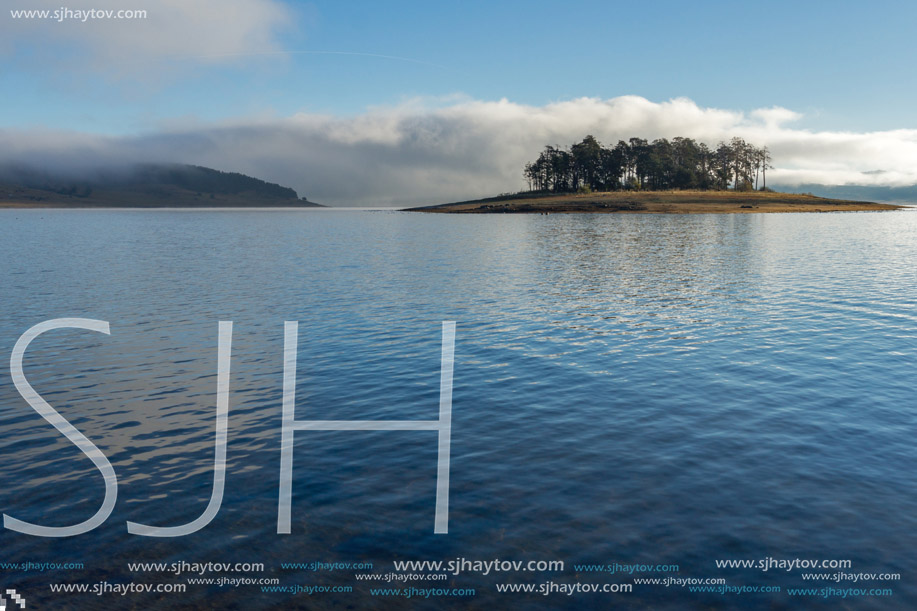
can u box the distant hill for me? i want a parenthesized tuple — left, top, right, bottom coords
(0, 163, 323, 208)
(779, 183, 917, 205)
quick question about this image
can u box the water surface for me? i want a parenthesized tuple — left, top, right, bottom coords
(1, 208, 915, 609)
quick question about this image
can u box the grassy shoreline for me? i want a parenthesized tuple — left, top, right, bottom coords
(408, 190, 904, 214)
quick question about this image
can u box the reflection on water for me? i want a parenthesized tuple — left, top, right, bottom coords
(0, 208, 915, 609)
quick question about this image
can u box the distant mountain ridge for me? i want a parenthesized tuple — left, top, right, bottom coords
(0, 163, 322, 208)
(780, 183, 917, 205)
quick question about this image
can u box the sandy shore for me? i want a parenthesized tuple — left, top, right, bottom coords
(408, 190, 904, 214)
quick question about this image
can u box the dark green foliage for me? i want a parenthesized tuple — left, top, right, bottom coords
(524, 135, 771, 193)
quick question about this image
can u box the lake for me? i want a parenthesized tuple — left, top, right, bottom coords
(0, 208, 915, 609)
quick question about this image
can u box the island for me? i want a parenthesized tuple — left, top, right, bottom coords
(0, 163, 322, 208)
(410, 134, 903, 213)
(407, 190, 902, 214)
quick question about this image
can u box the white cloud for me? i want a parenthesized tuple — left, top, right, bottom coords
(1, 0, 292, 74)
(751, 107, 803, 128)
(3, 96, 917, 205)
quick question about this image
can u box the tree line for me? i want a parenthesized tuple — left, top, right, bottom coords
(524, 136, 772, 193)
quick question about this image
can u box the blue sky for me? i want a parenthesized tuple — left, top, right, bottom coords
(3, 0, 916, 132)
(3, 0, 917, 204)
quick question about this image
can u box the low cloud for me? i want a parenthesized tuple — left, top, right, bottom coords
(3, 96, 917, 206)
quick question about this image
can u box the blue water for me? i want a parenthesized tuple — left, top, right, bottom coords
(0, 208, 915, 609)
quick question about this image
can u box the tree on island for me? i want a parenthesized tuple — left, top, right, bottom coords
(761, 146, 772, 191)
(524, 135, 771, 193)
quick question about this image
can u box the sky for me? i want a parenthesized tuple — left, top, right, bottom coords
(2, 0, 917, 205)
